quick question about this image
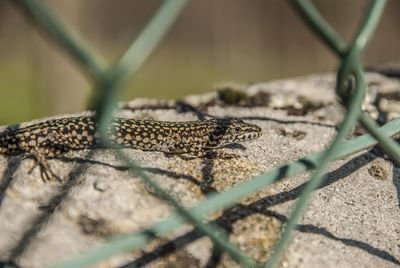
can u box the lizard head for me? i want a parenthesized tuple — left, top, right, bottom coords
(207, 118, 262, 147)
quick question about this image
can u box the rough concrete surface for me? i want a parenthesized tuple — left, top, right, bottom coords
(0, 72, 399, 268)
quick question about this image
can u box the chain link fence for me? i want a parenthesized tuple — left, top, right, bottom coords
(8, 0, 400, 267)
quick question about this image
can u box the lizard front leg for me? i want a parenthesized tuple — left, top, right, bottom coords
(24, 142, 70, 182)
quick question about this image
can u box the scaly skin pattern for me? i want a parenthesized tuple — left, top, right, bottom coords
(0, 116, 262, 158)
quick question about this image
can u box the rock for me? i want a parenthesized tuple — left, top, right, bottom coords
(0, 72, 399, 267)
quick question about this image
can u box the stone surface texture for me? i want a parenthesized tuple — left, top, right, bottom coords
(0, 72, 399, 268)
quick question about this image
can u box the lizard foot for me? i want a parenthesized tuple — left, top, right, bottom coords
(24, 154, 61, 182)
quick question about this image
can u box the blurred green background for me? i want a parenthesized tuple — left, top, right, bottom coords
(0, 0, 399, 125)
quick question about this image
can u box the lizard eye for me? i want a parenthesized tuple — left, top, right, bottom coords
(234, 127, 241, 132)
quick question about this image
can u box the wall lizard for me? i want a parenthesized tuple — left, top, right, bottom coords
(0, 116, 262, 181)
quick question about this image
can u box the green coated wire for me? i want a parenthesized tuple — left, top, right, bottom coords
(334, 0, 400, 164)
(290, 0, 347, 56)
(15, 0, 253, 265)
(336, 0, 387, 96)
(292, 0, 399, 167)
(15, 0, 105, 80)
(265, 1, 387, 267)
(11, 0, 399, 267)
(95, 0, 189, 144)
(264, 67, 366, 268)
(115, 149, 255, 267)
(359, 113, 400, 163)
(93, 0, 254, 266)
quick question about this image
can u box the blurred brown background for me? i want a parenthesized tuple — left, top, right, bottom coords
(0, 0, 399, 125)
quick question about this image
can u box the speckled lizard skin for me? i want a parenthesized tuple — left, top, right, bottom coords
(0, 116, 262, 180)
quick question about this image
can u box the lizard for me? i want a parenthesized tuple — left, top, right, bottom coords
(0, 116, 262, 181)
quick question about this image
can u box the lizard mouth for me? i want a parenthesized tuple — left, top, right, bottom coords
(236, 130, 262, 142)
